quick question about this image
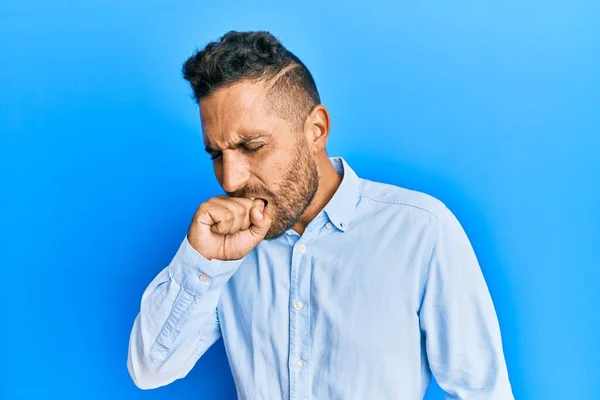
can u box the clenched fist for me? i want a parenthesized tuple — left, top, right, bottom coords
(187, 196, 273, 261)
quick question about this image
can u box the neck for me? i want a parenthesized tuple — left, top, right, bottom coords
(292, 154, 342, 236)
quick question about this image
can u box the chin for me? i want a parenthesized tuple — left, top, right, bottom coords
(264, 220, 290, 241)
(264, 230, 283, 241)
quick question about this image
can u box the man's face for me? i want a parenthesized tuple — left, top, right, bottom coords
(200, 80, 319, 240)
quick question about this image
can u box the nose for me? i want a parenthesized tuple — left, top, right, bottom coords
(218, 153, 250, 194)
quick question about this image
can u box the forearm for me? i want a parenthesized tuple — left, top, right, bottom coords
(127, 235, 244, 389)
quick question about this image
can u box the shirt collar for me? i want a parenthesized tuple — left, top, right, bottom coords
(321, 157, 361, 232)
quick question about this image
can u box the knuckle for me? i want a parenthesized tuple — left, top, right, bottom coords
(229, 199, 248, 216)
(223, 209, 234, 221)
(200, 199, 216, 211)
(236, 203, 248, 217)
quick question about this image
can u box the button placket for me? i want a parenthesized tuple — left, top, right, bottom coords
(288, 238, 312, 399)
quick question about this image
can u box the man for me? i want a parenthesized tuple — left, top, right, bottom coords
(127, 30, 514, 399)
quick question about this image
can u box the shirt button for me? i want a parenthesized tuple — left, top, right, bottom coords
(298, 244, 306, 253)
(293, 301, 303, 310)
(293, 360, 303, 368)
(325, 222, 333, 229)
(199, 273, 210, 282)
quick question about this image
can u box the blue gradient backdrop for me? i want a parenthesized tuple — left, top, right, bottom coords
(1, 1, 599, 399)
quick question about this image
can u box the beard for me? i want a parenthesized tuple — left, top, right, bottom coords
(228, 138, 319, 240)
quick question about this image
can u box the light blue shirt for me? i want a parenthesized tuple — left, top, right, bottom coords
(128, 157, 513, 399)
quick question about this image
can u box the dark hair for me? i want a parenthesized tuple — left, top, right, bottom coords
(182, 30, 321, 130)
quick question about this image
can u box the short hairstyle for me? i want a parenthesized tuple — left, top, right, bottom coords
(182, 30, 321, 130)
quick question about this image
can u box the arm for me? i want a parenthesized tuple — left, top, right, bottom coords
(418, 206, 514, 399)
(127, 235, 244, 389)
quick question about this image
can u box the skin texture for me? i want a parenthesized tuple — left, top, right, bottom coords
(187, 77, 342, 260)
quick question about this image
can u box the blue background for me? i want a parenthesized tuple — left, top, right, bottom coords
(1, 1, 599, 399)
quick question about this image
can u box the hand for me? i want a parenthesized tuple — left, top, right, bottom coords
(187, 195, 272, 261)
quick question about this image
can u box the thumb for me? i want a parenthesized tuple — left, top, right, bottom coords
(248, 203, 271, 237)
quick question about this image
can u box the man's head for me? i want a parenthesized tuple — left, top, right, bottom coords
(182, 31, 331, 240)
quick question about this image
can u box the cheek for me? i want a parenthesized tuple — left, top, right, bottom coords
(254, 153, 288, 185)
(258, 171, 282, 195)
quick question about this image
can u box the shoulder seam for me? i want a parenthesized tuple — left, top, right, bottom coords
(418, 215, 439, 309)
(358, 192, 442, 220)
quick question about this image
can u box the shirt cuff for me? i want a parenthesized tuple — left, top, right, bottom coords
(168, 235, 245, 296)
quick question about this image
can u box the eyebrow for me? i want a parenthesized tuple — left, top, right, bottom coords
(204, 133, 268, 154)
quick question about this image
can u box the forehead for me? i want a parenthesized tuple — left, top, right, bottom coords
(200, 80, 282, 146)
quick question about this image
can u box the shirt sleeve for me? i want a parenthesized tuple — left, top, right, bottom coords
(127, 235, 244, 389)
(418, 206, 514, 399)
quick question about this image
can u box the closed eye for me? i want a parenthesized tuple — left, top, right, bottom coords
(206, 144, 264, 161)
(242, 144, 264, 154)
(208, 150, 222, 160)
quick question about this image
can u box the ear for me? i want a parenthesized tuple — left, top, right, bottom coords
(303, 105, 331, 154)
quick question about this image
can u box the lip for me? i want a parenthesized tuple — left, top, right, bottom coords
(260, 199, 272, 216)
(248, 196, 270, 213)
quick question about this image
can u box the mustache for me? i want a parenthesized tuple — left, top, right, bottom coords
(226, 186, 274, 200)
